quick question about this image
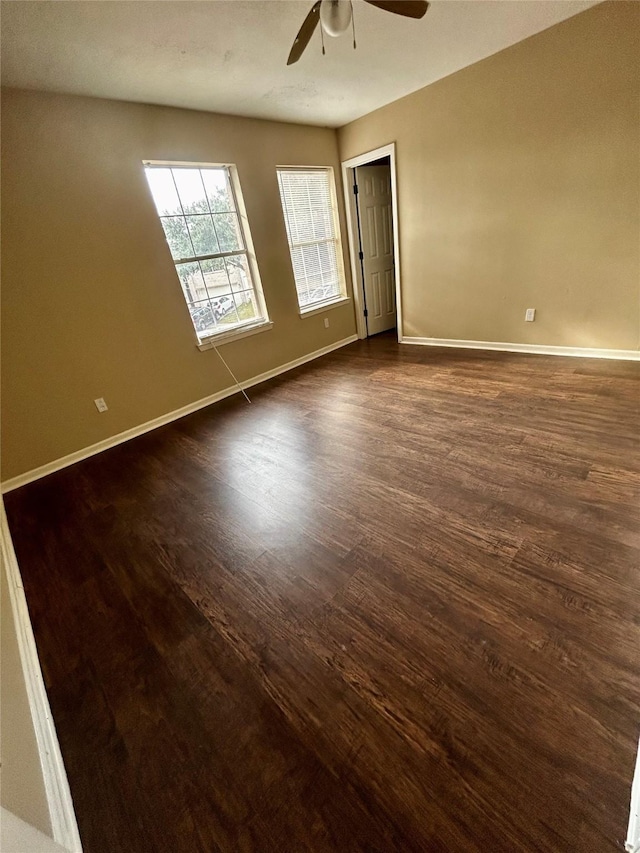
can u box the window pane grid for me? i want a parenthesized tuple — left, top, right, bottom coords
(277, 168, 344, 310)
(145, 164, 265, 339)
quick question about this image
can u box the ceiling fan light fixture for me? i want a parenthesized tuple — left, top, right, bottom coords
(287, 0, 428, 66)
(319, 0, 353, 37)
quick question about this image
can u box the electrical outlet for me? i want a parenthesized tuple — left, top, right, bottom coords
(525, 308, 536, 322)
(324, 317, 330, 328)
(94, 397, 108, 413)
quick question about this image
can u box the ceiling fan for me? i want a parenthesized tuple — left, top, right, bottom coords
(287, 0, 429, 65)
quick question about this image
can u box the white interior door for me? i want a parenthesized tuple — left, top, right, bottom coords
(356, 164, 396, 336)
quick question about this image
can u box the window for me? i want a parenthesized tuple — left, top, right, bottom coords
(144, 163, 268, 344)
(277, 167, 347, 313)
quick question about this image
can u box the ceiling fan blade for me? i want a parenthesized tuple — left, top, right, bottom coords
(287, 1, 322, 66)
(364, 0, 429, 19)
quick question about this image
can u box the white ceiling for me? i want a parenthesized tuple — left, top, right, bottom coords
(1, 0, 599, 128)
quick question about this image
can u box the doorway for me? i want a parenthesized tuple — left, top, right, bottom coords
(342, 144, 402, 341)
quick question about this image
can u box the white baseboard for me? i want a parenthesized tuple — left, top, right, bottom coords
(627, 739, 640, 852)
(1, 335, 358, 493)
(1, 502, 82, 851)
(400, 336, 640, 361)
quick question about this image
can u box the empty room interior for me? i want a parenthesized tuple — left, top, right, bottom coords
(1, 1, 639, 851)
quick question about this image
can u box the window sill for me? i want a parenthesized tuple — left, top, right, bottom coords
(197, 320, 273, 351)
(299, 296, 351, 318)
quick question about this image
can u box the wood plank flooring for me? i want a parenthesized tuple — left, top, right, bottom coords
(5, 333, 640, 852)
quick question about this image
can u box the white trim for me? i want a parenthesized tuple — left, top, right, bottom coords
(143, 159, 235, 169)
(400, 336, 640, 361)
(299, 296, 351, 318)
(197, 320, 273, 351)
(1, 335, 358, 493)
(341, 143, 403, 343)
(1, 502, 82, 851)
(627, 739, 640, 853)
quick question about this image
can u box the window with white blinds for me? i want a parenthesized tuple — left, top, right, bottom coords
(277, 167, 346, 311)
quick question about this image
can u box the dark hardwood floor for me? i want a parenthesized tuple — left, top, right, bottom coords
(6, 333, 640, 852)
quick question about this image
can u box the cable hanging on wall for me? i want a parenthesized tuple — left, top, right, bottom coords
(212, 345, 252, 404)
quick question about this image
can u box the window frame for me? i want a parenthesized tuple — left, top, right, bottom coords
(276, 165, 349, 316)
(143, 160, 271, 348)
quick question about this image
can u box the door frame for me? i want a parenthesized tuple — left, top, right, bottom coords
(341, 142, 402, 341)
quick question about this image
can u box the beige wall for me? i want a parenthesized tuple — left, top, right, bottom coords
(338, 2, 640, 350)
(1, 90, 355, 481)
